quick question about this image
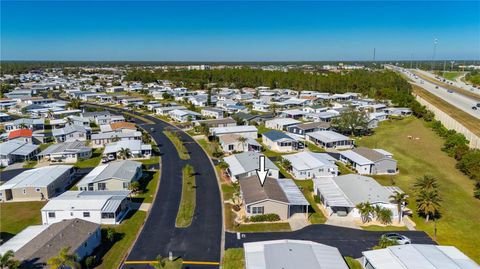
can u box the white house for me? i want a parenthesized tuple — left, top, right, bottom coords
(210, 125, 258, 140)
(52, 124, 91, 143)
(37, 141, 92, 163)
(306, 131, 354, 150)
(223, 152, 279, 182)
(77, 160, 143, 191)
(265, 118, 301, 130)
(103, 140, 152, 159)
(282, 152, 338, 179)
(261, 130, 302, 153)
(201, 108, 224, 119)
(41, 190, 131, 225)
(339, 147, 397, 175)
(313, 174, 400, 219)
(168, 109, 201, 122)
(0, 140, 39, 167)
(219, 134, 262, 153)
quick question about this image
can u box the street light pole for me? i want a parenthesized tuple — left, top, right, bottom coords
(431, 38, 438, 71)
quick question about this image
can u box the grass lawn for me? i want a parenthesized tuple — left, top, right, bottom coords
(96, 210, 146, 269)
(360, 225, 409, 231)
(133, 170, 160, 203)
(197, 138, 221, 158)
(337, 161, 354, 175)
(0, 201, 46, 242)
(222, 248, 245, 269)
(23, 160, 38, 168)
(175, 165, 196, 227)
(412, 85, 480, 137)
(441, 71, 462, 81)
(344, 257, 362, 269)
(356, 116, 480, 262)
(138, 156, 160, 166)
(163, 131, 190, 160)
(257, 124, 275, 135)
(305, 141, 326, 153)
(75, 148, 103, 168)
(292, 179, 326, 224)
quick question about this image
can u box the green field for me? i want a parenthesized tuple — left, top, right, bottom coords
(222, 248, 245, 269)
(175, 165, 196, 227)
(0, 201, 46, 242)
(441, 71, 462, 81)
(356, 117, 480, 262)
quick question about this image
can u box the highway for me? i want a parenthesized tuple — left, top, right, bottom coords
(390, 66, 480, 119)
(413, 69, 480, 96)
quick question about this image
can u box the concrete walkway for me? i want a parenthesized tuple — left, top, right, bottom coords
(288, 214, 309, 231)
(325, 215, 361, 230)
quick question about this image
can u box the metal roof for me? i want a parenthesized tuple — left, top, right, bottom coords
(0, 225, 50, 255)
(0, 165, 73, 190)
(266, 118, 301, 126)
(283, 152, 337, 171)
(244, 239, 348, 269)
(307, 131, 351, 143)
(0, 140, 38, 156)
(52, 124, 88, 136)
(37, 141, 91, 156)
(313, 177, 353, 207)
(224, 152, 278, 177)
(41, 190, 130, 212)
(340, 150, 374, 165)
(77, 160, 141, 185)
(362, 244, 479, 269)
(262, 130, 296, 142)
(210, 125, 258, 136)
(276, 178, 309, 205)
(334, 174, 392, 204)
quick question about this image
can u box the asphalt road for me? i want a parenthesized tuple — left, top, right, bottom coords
(396, 68, 480, 119)
(414, 69, 480, 96)
(82, 105, 223, 269)
(226, 225, 436, 258)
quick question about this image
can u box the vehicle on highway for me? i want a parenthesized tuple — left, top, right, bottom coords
(472, 103, 480, 110)
(435, 86, 439, 89)
(150, 127, 155, 132)
(382, 233, 411, 245)
(447, 89, 453, 93)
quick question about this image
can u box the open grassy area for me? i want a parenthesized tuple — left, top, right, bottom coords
(412, 85, 480, 137)
(222, 248, 245, 269)
(344, 257, 362, 269)
(0, 201, 46, 242)
(163, 131, 190, 160)
(96, 210, 146, 269)
(356, 117, 480, 262)
(441, 71, 462, 81)
(175, 165, 196, 227)
(75, 148, 103, 168)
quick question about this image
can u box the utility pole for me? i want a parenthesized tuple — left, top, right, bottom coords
(410, 53, 414, 69)
(431, 38, 438, 71)
(373, 48, 376, 62)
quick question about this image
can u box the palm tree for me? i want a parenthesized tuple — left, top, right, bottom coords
(373, 235, 399, 249)
(413, 175, 438, 192)
(389, 191, 408, 223)
(65, 117, 74, 126)
(269, 103, 278, 115)
(376, 208, 393, 225)
(0, 250, 20, 269)
(237, 136, 248, 152)
(47, 247, 80, 269)
(47, 109, 54, 119)
(231, 182, 242, 211)
(18, 123, 28, 129)
(356, 202, 374, 223)
(142, 132, 152, 143)
(416, 190, 441, 222)
(118, 147, 132, 160)
(281, 158, 292, 171)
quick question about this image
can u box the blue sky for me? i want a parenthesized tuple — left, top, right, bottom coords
(1, 1, 479, 61)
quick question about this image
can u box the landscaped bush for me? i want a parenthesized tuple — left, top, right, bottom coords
(248, 214, 280, 222)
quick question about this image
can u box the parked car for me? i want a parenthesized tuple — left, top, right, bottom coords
(383, 233, 411, 245)
(472, 103, 480, 110)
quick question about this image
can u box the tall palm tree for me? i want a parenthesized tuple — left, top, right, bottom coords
(282, 158, 292, 171)
(389, 191, 408, 223)
(237, 136, 248, 152)
(118, 147, 132, 160)
(413, 175, 438, 192)
(416, 190, 442, 222)
(47, 247, 80, 269)
(0, 250, 20, 269)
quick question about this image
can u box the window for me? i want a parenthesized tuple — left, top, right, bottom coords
(70, 212, 74, 216)
(48, 212, 56, 218)
(23, 189, 26, 194)
(228, 145, 234, 151)
(35, 188, 41, 192)
(123, 182, 129, 189)
(251, 207, 264, 214)
(97, 183, 107, 191)
(101, 212, 115, 219)
(83, 212, 90, 217)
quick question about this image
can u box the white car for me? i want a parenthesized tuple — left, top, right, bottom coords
(383, 233, 411, 245)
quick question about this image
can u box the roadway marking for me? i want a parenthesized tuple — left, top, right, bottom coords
(124, 260, 220, 266)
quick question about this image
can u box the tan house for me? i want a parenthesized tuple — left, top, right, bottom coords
(76, 160, 142, 191)
(239, 176, 309, 220)
(0, 165, 75, 202)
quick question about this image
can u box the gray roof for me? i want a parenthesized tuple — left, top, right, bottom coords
(41, 191, 130, 212)
(14, 219, 100, 266)
(77, 160, 142, 186)
(239, 176, 289, 204)
(52, 124, 88, 136)
(352, 147, 389, 162)
(0, 140, 38, 156)
(339, 150, 374, 166)
(307, 131, 352, 143)
(37, 141, 91, 156)
(292, 121, 331, 130)
(283, 152, 337, 171)
(276, 179, 309, 205)
(224, 152, 278, 177)
(262, 130, 296, 142)
(328, 174, 392, 205)
(0, 165, 74, 190)
(244, 239, 349, 269)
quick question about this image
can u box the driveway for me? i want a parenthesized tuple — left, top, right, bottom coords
(82, 105, 223, 268)
(225, 224, 436, 259)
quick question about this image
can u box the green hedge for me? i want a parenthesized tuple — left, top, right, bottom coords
(248, 214, 280, 222)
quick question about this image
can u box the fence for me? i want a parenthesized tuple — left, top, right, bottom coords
(416, 95, 480, 149)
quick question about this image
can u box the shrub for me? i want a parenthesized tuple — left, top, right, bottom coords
(313, 195, 321, 204)
(248, 214, 280, 222)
